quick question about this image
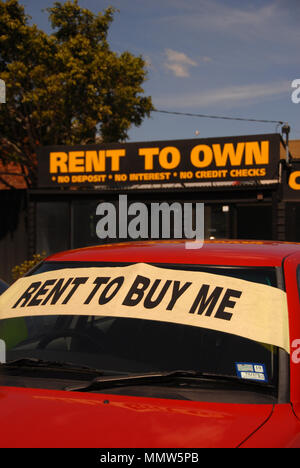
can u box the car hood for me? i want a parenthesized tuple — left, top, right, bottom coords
(0, 386, 273, 448)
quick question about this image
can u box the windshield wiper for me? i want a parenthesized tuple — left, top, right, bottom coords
(64, 369, 272, 392)
(0, 358, 105, 375)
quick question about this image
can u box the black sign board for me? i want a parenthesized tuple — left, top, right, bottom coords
(37, 133, 281, 189)
(282, 160, 300, 200)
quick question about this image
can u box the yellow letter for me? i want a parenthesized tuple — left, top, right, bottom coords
(159, 147, 181, 169)
(245, 141, 269, 165)
(69, 151, 85, 173)
(50, 152, 68, 173)
(213, 143, 245, 167)
(190, 145, 213, 168)
(139, 148, 160, 170)
(106, 149, 126, 171)
(85, 151, 106, 172)
(289, 171, 300, 190)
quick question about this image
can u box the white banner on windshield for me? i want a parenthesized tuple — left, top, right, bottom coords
(0, 263, 290, 353)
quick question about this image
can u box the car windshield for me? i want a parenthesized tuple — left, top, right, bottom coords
(0, 261, 283, 403)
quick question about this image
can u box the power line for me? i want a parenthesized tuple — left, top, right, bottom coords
(153, 109, 286, 125)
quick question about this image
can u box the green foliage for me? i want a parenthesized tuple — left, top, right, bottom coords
(0, 0, 153, 187)
(11, 252, 47, 281)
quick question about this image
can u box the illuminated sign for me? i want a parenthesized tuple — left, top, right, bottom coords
(282, 161, 300, 200)
(37, 134, 281, 188)
(289, 171, 300, 190)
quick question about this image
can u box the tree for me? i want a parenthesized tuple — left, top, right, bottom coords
(0, 0, 153, 188)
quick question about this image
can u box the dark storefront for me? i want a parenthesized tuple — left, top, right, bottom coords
(26, 132, 299, 259)
(2, 131, 300, 283)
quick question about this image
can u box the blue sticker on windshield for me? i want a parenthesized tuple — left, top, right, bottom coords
(235, 363, 268, 382)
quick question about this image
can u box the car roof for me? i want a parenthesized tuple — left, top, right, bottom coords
(45, 239, 300, 267)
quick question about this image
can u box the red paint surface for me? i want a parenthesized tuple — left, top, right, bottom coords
(0, 386, 276, 448)
(46, 239, 300, 267)
(2, 240, 300, 447)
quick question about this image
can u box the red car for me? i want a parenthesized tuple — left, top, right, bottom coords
(0, 239, 300, 448)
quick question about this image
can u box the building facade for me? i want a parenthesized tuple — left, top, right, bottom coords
(1, 132, 300, 283)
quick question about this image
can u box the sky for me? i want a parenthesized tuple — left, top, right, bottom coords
(21, 0, 300, 143)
